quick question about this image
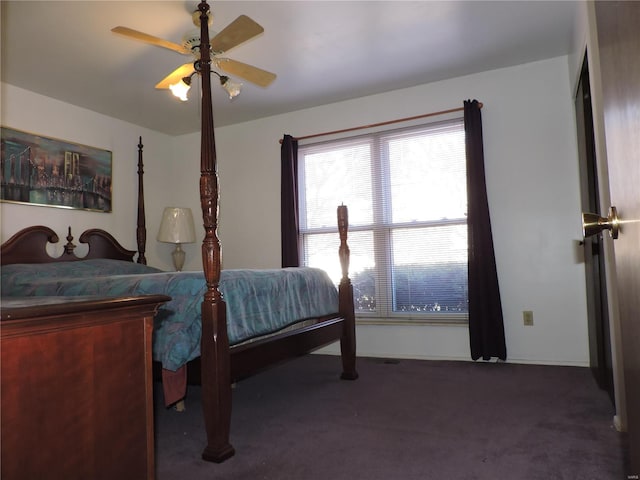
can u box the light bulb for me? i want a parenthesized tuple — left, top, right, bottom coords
(169, 79, 191, 101)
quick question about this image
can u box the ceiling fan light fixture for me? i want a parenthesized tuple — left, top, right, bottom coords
(219, 75, 242, 99)
(112, 8, 274, 103)
(169, 77, 192, 101)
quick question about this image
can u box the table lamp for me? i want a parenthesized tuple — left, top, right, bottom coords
(157, 207, 196, 271)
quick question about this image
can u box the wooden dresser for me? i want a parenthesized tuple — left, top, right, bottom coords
(1, 295, 170, 480)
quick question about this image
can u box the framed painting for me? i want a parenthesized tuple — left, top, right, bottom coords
(1, 127, 112, 212)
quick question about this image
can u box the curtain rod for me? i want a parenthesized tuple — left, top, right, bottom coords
(279, 102, 482, 144)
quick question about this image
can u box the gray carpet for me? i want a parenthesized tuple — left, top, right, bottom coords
(154, 355, 628, 479)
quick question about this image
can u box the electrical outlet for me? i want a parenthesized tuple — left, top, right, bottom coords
(523, 310, 534, 326)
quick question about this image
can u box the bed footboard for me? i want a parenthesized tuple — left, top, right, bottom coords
(198, 205, 358, 463)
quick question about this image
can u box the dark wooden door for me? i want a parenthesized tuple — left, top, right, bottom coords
(575, 56, 614, 403)
(595, 2, 640, 473)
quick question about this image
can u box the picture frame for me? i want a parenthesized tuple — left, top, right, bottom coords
(1, 126, 113, 212)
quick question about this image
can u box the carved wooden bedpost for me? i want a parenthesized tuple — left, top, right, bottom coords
(337, 205, 358, 380)
(197, 0, 235, 463)
(136, 137, 147, 265)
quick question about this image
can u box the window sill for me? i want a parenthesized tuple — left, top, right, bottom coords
(355, 316, 468, 327)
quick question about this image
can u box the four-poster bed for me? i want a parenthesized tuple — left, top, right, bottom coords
(0, 0, 357, 464)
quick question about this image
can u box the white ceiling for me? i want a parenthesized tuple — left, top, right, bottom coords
(1, 1, 579, 136)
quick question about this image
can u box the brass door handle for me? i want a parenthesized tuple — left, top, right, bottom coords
(582, 206, 620, 239)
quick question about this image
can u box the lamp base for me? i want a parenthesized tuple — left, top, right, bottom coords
(172, 244, 186, 271)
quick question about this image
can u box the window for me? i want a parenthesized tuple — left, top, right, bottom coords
(298, 119, 468, 322)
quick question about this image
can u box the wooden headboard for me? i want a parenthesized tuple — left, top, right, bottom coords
(1, 138, 147, 267)
(0, 226, 137, 266)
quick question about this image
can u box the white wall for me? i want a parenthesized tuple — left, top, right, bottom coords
(2, 56, 589, 367)
(170, 56, 590, 366)
(0, 83, 175, 269)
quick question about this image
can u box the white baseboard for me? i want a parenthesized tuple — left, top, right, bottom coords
(313, 348, 589, 368)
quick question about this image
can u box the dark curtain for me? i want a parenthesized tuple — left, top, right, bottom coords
(281, 134, 300, 267)
(464, 100, 507, 361)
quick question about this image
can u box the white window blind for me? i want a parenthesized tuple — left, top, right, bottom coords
(298, 119, 468, 321)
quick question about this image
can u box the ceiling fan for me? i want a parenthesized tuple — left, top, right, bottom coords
(111, 5, 276, 101)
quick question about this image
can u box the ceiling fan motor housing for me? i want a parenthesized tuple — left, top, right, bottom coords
(182, 30, 202, 54)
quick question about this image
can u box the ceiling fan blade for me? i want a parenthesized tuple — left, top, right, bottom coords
(210, 15, 264, 54)
(155, 63, 196, 89)
(111, 26, 191, 55)
(215, 58, 276, 87)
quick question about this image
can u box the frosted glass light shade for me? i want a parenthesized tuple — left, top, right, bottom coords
(157, 207, 196, 244)
(221, 78, 242, 99)
(169, 79, 191, 102)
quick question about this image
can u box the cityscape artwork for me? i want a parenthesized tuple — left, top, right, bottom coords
(1, 127, 112, 212)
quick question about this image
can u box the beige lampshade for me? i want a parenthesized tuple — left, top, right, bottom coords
(157, 207, 196, 244)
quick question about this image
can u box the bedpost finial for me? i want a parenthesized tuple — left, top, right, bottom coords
(337, 205, 350, 283)
(64, 227, 76, 255)
(198, 0, 210, 14)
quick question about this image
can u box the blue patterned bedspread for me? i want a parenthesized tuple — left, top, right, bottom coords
(1, 259, 339, 371)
